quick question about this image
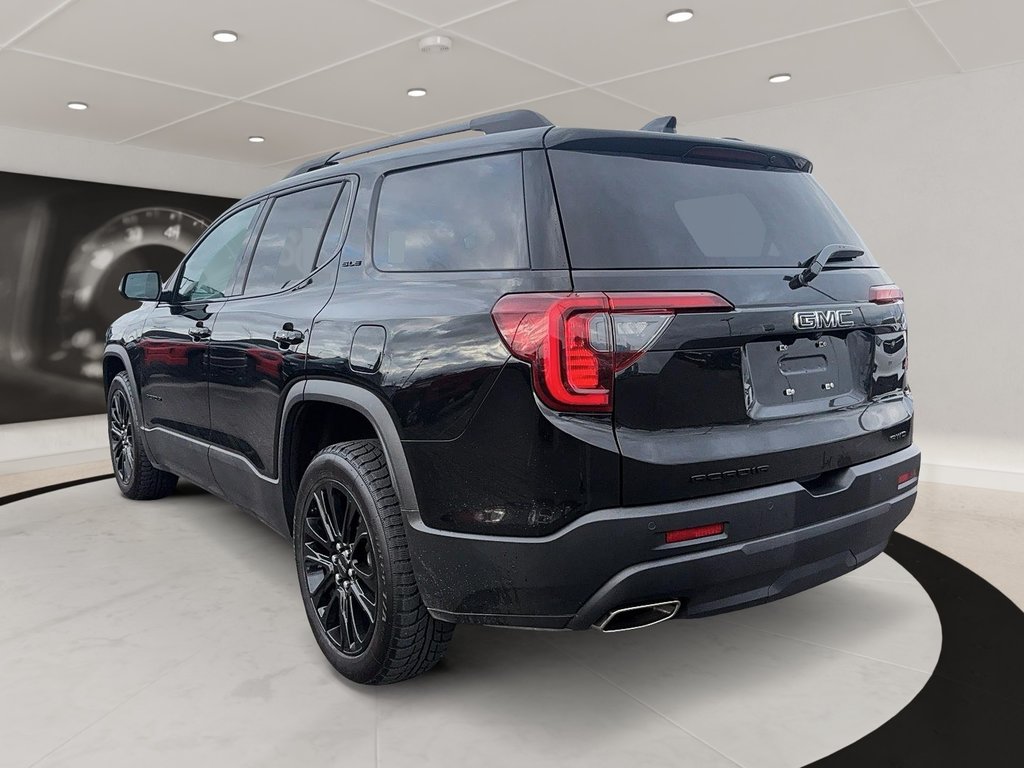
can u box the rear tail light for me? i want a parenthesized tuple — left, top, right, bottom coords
(491, 291, 732, 413)
(870, 284, 904, 304)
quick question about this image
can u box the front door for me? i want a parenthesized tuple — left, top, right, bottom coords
(206, 180, 352, 529)
(137, 202, 261, 488)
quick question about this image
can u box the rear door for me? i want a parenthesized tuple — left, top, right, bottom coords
(206, 179, 353, 525)
(546, 142, 911, 506)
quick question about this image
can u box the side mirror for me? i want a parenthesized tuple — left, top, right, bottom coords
(119, 271, 162, 301)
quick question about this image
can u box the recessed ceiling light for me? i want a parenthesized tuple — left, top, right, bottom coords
(212, 30, 238, 43)
(248, 136, 265, 143)
(666, 9, 694, 23)
(768, 73, 792, 84)
(407, 87, 427, 98)
(66, 101, 89, 110)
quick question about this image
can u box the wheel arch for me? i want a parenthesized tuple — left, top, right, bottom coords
(102, 344, 135, 397)
(280, 380, 419, 519)
(103, 343, 159, 465)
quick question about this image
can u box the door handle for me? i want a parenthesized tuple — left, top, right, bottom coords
(187, 323, 211, 340)
(273, 327, 305, 346)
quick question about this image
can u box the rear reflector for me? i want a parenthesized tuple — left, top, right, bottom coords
(870, 284, 904, 304)
(665, 522, 725, 544)
(492, 291, 732, 413)
(897, 470, 918, 487)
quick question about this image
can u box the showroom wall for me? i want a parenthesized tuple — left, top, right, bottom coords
(1, 62, 1020, 490)
(685, 61, 1024, 490)
(0, 124, 277, 198)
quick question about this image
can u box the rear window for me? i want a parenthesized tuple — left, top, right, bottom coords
(548, 150, 867, 269)
(373, 153, 528, 272)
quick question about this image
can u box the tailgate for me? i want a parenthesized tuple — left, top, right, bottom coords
(546, 141, 913, 506)
(576, 267, 912, 505)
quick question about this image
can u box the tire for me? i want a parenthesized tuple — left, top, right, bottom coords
(293, 439, 454, 684)
(106, 371, 177, 500)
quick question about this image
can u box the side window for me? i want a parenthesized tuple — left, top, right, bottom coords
(177, 205, 259, 302)
(373, 153, 528, 272)
(243, 183, 341, 295)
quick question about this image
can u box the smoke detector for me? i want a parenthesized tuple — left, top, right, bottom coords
(418, 35, 452, 54)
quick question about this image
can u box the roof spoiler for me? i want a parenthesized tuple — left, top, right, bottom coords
(285, 109, 553, 178)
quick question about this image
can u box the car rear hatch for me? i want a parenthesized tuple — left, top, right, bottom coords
(544, 130, 912, 506)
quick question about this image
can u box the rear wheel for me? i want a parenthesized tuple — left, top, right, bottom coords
(294, 440, 453, 684)
(106, 371, 177, 500)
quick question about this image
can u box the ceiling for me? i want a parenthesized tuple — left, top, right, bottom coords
(0, 0, 1019, 175)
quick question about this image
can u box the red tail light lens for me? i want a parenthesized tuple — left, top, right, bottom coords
(491, 291, 732, 413)
(665, 522, 725, 544)
(870, 284, 904, 304)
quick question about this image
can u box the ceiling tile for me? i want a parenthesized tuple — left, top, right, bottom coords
(0, 51, 226, 142)
(601, 11, 958, 123)
(252, 37, 576, 133)
(509, 88, 658, 130)
(917, 0, 1024, 70)
(0, 0, 68, 46)
(371, 0, 516, 26)
(128, 102, 383, 165)
(13, 0, 428, 97)
(450, 0, 908, 85)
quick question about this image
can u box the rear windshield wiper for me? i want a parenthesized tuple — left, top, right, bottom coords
(787, 244, 864, 289)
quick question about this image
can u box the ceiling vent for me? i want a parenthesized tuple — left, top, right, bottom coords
(419, 35, 452, 54)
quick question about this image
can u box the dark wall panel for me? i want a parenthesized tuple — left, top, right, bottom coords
(0, 170, 235, 423)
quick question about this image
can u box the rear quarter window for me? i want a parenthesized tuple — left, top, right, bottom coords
(373, 153, 528, 272)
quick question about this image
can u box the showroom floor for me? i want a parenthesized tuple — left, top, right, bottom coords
(0, 462, 1020, 768)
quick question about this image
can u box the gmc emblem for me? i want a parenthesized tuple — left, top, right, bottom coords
(793, 309, 855, 331)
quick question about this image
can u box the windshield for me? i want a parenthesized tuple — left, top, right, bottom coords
(548, 150, 869, 269)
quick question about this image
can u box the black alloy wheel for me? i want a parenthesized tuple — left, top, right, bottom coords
(293, 440, 453, 684)
(301, 481, 379, 656)
(105, 371, 177, 500)
(109, 389, 135, 485)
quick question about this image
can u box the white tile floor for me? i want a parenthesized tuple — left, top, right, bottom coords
(0, 479, 949, 768)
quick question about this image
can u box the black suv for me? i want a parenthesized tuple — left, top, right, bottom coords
(105, 110, 919, 684)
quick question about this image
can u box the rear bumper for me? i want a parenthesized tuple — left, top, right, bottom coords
(406, 445, 921, 629)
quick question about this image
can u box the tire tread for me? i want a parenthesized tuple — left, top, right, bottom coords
(307, 439, 453, 684)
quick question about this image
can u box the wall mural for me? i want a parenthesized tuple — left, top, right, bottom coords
(0, 170, 235, 424)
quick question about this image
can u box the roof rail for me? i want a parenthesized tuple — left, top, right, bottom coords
(285, 109, 552, 178)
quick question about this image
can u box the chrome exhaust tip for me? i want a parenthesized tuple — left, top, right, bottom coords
(593, 600, 681, 633)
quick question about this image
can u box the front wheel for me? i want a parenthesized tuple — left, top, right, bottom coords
(293, 440, 453, 684)
(106, 371, 177, 500)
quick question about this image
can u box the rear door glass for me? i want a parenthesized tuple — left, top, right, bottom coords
(243, 183, 341, 295)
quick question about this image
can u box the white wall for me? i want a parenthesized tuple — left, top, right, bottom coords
(4, 67, 1023, 490)
(684, 63, 1024, 491)
(0, 125, 279, 198)
(0, 415, 106, 464)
